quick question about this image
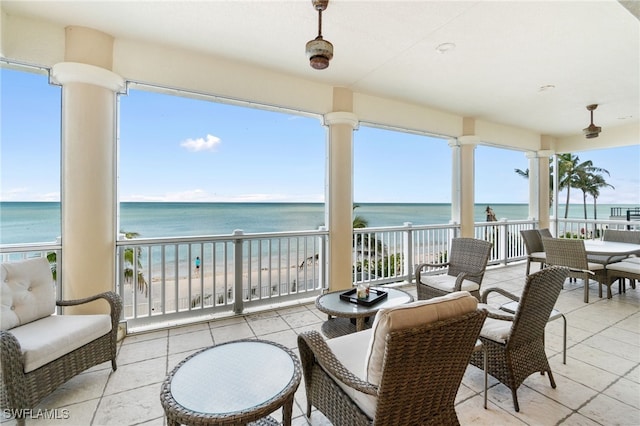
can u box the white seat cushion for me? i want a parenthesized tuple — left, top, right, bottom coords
(419, 274, 480, 293)
(8, 314, 112, 373)
(607, 262, 640, 275)
(365, 291, 477, 386)
(586, 262, 605, 271)
(1, 258, 56, 330)
(622, 257, 640, 265)
(478, 316, 513, 344)
(325, 329, 377, 419)
(530, 251, 546, 260)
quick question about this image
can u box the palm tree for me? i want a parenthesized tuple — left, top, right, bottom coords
(557, 154, 610, 219)
(121, 231, 148, 296)
(584, 172, 614, 220)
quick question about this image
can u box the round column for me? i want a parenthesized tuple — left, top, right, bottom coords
(324, 110, 359, 291)
(51, 61, 124, 313)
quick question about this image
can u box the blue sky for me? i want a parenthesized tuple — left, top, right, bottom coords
(1, 67, 639, 205)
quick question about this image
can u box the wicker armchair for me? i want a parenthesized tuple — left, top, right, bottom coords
(470, 266, 569, 412)
(520, 229, 546, 275)
(298, 292, 487, 426)
(542, 237, 607, 302)
(415, 237, 492, 301)
(1, 258, 122, 425)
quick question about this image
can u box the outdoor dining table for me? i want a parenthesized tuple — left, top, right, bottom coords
(583, 240, 640, 264)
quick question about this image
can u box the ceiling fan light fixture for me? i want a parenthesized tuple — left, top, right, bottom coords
(583, 104, 602, 139)
(305, 0, 333, 70)
(306, 36, 333, 70)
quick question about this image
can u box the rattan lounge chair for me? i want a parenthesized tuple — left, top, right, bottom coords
(542, 237, 608, 302)
(1, 258, 122, 425)
(298, 292, 487, 425)
(520, 229, 547, 275)
(415, 237, 492, 301)
(470, 266, 569, 412)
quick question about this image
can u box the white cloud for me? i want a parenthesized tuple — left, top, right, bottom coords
(180, 134, 221, 152)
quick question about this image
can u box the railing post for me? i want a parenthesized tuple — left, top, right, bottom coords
(403, 222, 413, 283)
(318, 226, 328, 292)
(233, 229, 244, 314)
(499, 218, 508, 265)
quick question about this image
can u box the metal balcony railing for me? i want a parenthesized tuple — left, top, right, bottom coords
(3, 216, 637, 332)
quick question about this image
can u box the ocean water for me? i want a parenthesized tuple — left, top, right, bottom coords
(0, 202, 637, 244)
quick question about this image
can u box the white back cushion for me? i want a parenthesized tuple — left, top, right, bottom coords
(364, 291, 478, 386)
(1, 258, 56, 330)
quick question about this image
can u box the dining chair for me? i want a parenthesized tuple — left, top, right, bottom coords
(415, 237, 493, 301)
(470, 266, 569, 412)
(298, 292, 486, 425)
(538, 228, 553, 238)
(520, 229, 546, 275)
(542, 237, 607, 302)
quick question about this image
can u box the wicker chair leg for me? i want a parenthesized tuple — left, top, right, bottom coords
(112, 359, 117, 371)
(526, 260, 531, 276)
(547, 369, 557, 389)
(511, 389, 520, 412)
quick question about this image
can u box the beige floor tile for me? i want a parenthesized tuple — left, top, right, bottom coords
(578, 392, 640, 425)
(93, 383, 165, 426)
(247, 314, 292, 335)
(167, 328, 213, 355)
(280, 309, 324, 329)
(210, 320, 255, 343)
(552, 356, 618, 391)
(582, 333, 640, 362)
(561, 412, 604, 425)
(25, 399, 100, 426)
(455, 395, 526, 425)
(36, 369, 110, 409)
(487, 382, 573, 423)
(257, 328, 300, 350)
(103, 357, 166, 395)
(523, 370, 598, 410)
(602, 377, 640, 409)
(117, 336, 167, 365)
(569, 343, 637, 376)
(168, 321, 210, 336)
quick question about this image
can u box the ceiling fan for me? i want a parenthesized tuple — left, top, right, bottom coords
(583, 104, 602, 139)
(305, 0, 333, 70)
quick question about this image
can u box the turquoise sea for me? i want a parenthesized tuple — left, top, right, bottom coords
(0, 202, 637, 244)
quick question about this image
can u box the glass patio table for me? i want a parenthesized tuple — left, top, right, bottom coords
(315, 287, 414, 338)
(160, 339, 301, 426)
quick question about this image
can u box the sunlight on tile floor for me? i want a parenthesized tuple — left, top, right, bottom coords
(3, 262, 639, 425)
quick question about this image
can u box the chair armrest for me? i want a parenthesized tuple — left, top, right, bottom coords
(480, 287, 519, 303)
(453, 269, 486, 289)
(298, 331, 378, 396)
(56, 291, 123, 328)
(569, 268, 595, 276)
(480, 307, 516, 321)
(415, 262, 451, 283)
(416, 262, 450, 271)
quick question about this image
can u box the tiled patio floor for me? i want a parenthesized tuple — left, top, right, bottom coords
(5, 262, 639, 425)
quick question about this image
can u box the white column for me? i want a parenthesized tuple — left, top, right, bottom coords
(324, 109, 359, 291)
(457, 134, 478, 238)
(448, 139, 461, 226)
(51, 61, 124, 313)
(525, 151, 540, 222)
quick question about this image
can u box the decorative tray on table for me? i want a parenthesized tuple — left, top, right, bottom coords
(340, 288, 388, 306)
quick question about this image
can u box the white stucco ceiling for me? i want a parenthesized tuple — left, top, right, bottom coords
(2, 0, 639, 139)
